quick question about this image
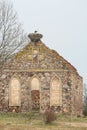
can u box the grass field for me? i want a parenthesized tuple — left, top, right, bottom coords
(0, 112, 87, 130)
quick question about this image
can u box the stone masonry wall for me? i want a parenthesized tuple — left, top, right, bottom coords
(0, 39, 83, 115)
(0, 69, 82, 115)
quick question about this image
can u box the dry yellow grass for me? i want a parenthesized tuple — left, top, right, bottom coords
(0, 112, 87, 130)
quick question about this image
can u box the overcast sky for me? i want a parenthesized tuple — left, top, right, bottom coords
(11, 0, 87, 84)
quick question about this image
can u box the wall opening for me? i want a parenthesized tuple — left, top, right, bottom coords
(9, 77, 21, 107)
(31, 77, 40, 110)
(50, 76, 62, 106)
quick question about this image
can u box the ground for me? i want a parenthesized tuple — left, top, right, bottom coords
(0, 112, 87, 130)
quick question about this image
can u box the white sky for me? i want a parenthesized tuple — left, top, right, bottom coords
(11, 0, 87, 84)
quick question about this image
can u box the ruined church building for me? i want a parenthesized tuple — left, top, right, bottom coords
(0, 32, 83, 116)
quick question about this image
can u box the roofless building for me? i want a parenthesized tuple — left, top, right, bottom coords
(0, 32, 83, 116)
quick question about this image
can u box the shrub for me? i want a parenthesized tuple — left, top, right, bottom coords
(43, 106, 56, 124)
(83, 106, 87, 116)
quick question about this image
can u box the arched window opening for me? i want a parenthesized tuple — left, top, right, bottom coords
(50, 76, 62, 106)
(31, 77, 40, 90)
(9, 77, 21, 106)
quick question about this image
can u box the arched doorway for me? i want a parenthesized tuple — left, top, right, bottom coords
(31, 77, 40, 110)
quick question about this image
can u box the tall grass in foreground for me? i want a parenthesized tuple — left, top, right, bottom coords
(0, 112, 87, 130)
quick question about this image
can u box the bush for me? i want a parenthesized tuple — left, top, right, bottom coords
(83, 106, 87, 116)
(43, 106, 56, 124)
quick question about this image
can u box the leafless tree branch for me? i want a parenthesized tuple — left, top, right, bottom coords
(0, 0, 28, 67)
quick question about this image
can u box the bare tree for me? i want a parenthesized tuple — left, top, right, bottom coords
(0, 0, 28, 67)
